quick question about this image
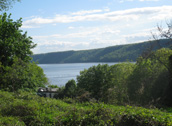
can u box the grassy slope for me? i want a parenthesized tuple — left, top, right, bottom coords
(0, 91, 172, 126)
(32, 39, 171, 64)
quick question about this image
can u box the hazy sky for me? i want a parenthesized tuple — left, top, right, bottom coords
(6, 0, 172, 54)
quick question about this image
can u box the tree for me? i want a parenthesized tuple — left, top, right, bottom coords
(142, 21, 172, 61)
(0, 0, 20, 11)
(0, 13, 48, 92)
(64, 79, 76, 98)
(0, 57, 48, 91)
(127, 48, 172, 105)
(154, 22, 172, 106)
(48, 85, 59, 88)
(106, 63, 134, 104)
(77, 64, 112, 100)
(0, 13, 36, 66)
(142, 21, 172, 106)
(77, 63, 135, 104)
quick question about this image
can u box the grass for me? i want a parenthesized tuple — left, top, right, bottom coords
(0, 90, 172, 126)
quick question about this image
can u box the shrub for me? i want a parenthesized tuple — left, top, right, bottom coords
(0, 58, 48, 92)
(127, 48, 172, 106)
(64, 79, 77, 98)
(77, 63, 135, 104)
(0, 91, 172, 126)
(0, 117, 25, 126)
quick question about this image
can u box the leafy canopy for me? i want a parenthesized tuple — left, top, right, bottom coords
(77, 63, 134, 102)
(0, 13, 36, 66)
(0, 13, 48, 92)
(64, 79, 76, 98)
(0, 58, 48, 92)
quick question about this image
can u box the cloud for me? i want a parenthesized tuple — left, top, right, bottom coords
(71, 9, 103, 15)
(33, 29, 99, 40)
(68, 26, 75, 29)
(22, 6, 172, 28)
(32, 38, 122, 54)
(32, 28, 151, 54)
(25, 5, 171, 54)
(32, 26, 121, 40)
(123, 32, 151, 43)
(32, 40, 91, 54)
(21, 25, 39, 29)
(31, 25, 123, 54)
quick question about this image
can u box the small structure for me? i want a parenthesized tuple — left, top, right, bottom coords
(37, 87, 59, 98)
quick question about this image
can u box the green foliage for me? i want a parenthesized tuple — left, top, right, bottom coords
(0, 13, 36, 66)
(76, 48, 172, 107)
(32, 39, 171, 64)
(0, 117, 25, 126)
(0, 57, 48, 92)
(127, 48, 172, 106)
(0, 91, 172, 126)
(53, 80, 77, 99)
(104, 63, 135, 104)
(64, 79, 77, 98)
(54, 86, 65, 99)
(77, 64, 112, 100)
(77, 63, 135, 104)
(0, 13, 48, 92)
(48, 85, 59, 88)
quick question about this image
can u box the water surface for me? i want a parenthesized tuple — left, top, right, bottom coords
(39, 63, 117, 86)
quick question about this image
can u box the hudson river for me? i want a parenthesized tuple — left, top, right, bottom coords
(39, 63, 117, 87)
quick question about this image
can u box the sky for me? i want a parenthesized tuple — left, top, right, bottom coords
(5, 0, 172, 54)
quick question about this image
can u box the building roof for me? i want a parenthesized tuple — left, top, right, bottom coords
(38, 87, 59, 93)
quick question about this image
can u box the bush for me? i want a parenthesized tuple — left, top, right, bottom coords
(0, 91, 172, 126)
(77, 63, 135, 104)
(0, 58, 48, 92)
(54, 86, 65, 99)
(127, 48, 172, 106)
(0, 117, 25, 126)
(64, 79, 77, 98)
(48, 85, 59, 88)
(77, 64, 114, 101)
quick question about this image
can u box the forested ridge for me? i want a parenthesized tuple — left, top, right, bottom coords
(32, 39, 171, 63)
(1, 2, 172, 125)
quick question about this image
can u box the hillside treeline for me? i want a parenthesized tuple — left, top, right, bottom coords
(53, 48, 172, 107)
(1, 46, 172, 125)
(32, 39, 171, 64)
(1, 12, 172, 126)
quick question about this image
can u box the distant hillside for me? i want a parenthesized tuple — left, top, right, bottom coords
(32, 39, 171, 64)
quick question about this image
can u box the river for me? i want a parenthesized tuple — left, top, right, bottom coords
(39, 63, 117, 87)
